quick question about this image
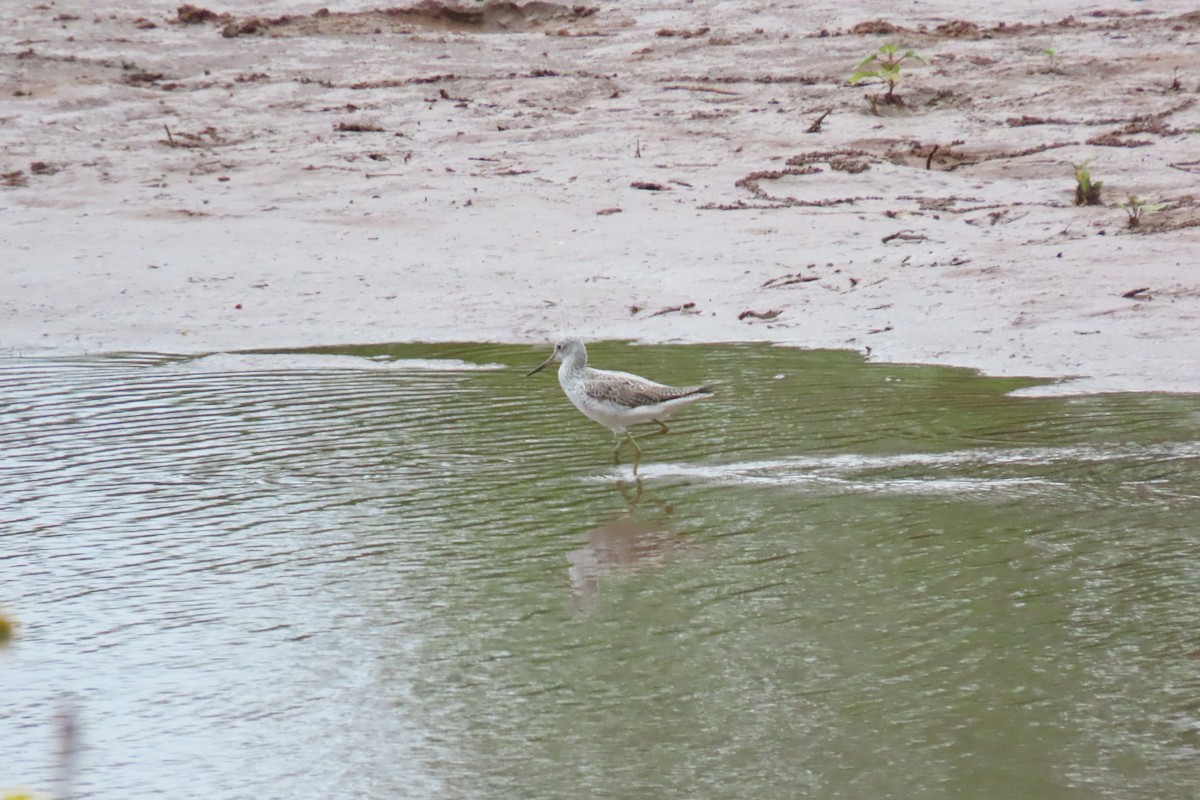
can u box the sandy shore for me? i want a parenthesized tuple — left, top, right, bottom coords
(2, 0, 1198, 394)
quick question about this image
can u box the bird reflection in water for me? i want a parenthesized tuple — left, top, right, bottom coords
(567, 477, 703, 613)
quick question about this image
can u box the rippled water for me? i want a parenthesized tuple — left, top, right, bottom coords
(3, 343, 1199, 799)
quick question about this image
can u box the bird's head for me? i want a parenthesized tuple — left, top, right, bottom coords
(527, 338, 587, 376)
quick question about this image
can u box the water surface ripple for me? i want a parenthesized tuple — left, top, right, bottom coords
(2, 344, 1198, 800)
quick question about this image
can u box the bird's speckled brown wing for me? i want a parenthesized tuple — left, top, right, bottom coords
(583, 370, 711, 409)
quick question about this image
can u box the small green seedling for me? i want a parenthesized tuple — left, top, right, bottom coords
(849, 43, 927, 107)
(1042, 47, 1063, 73)
(1073, 158, 1103, 206)
(1115, 196, 1165, 228)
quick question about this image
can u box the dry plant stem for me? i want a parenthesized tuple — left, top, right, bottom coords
(806, 109, 832, 133)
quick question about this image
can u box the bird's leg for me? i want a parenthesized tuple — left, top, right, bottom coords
(613, 431, 642, 465)
(615, 423, 662, 476)
(631, 420, 670, 441)
(614, 431, 643, 472)
(627, 432, 642, 475)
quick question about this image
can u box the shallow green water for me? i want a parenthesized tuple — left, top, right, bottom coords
(3, 343, 1199, 799)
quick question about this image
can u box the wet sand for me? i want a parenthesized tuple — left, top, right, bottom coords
(3, 0, 1198, 393)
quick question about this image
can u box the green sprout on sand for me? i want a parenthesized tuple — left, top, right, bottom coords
(1115, 196, 1165, 229)
(1042, 47, 1063, 73)
(849, 43, 928, 107)
(1072, 158, 1103, 206)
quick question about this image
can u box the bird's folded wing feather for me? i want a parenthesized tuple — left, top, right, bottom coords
(584, 371, 707, 407)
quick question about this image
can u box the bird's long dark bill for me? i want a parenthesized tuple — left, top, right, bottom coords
(526, 353, 555, 377)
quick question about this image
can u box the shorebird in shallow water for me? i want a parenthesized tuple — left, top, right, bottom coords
(527, 338, 713, 473)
